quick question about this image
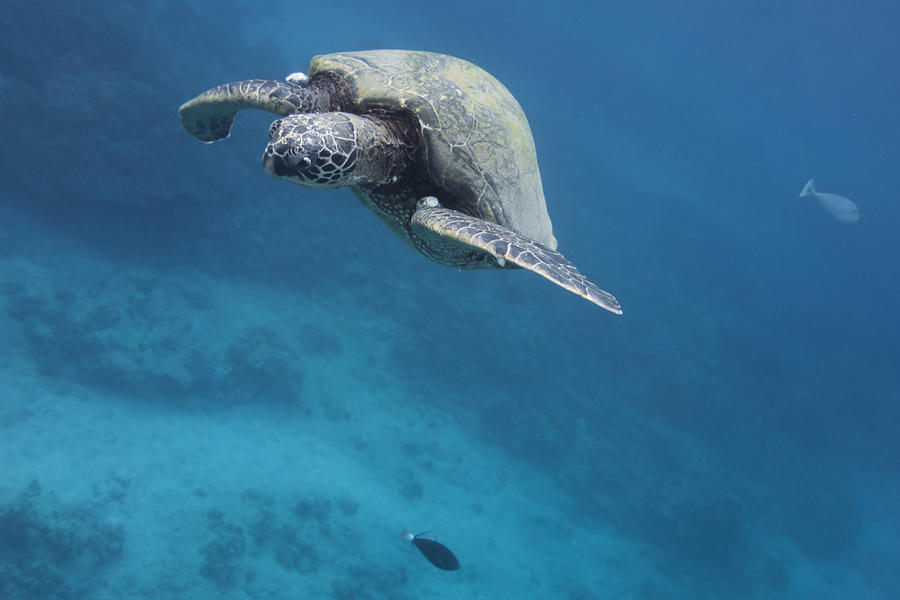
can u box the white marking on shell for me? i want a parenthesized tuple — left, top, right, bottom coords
(285, 72, 309, 86)
(417, 196, 441, 209)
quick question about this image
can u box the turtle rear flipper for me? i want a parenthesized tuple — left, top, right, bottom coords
(411, 198, 622, 314)
(178, 79, 329, 142)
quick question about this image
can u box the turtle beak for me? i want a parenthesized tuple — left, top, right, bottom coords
(261, 149, 276, 175)
(261, 147, 289, 177)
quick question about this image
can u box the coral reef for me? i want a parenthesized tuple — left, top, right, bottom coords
(197, 490, 368, 593)
(291, 498, 333, 533)
(271, 525, 320, 574)
(331, 564, 410, 600)
(199, 510, 247, 592)
(2, 273, 310, 406)
(0, 480, 125, 600)
(222, 325, 301, 405)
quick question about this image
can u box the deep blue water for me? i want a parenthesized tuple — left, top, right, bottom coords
(1, 1, 898, 598)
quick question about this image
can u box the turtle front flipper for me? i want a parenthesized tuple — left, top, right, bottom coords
(178, 79, 330, 143)
(411, 197, 622, 314)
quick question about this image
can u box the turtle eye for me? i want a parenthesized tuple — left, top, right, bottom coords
(285, 151, 313, 169)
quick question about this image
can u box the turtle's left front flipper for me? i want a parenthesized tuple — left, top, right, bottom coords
(411, 198, 622, 314)
(178, 79, 330, 143)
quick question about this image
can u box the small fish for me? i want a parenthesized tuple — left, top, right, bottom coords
(799, 179, 860, 223)
(403, 530, 461, 570)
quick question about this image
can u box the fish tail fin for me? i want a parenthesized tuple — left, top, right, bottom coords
(799, 179, 816, 197)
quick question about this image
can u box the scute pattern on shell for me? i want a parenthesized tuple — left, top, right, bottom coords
(308, 50, 557, 249)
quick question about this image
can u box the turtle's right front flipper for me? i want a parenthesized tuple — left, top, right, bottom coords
(412, 198, 622, 314)
(178, 79, 330, 143)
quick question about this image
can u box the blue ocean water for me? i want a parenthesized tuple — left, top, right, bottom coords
(1, 0, 897, 598)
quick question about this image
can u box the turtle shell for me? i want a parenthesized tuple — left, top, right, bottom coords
(308, 50, 557, 249)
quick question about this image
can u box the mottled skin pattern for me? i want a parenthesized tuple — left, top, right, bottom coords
(411, 198, 620, 309)
(264, 113, 380, 187)
(178, 50, 622, 313)
(179, 79, 336, 143)
(261, 111, 443, 257)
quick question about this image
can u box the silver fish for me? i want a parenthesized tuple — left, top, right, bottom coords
(799, 179, 860, 223)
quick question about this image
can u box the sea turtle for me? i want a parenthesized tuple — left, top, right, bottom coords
(178, 50, 621, 313)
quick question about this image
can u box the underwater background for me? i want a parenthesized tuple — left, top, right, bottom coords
(1, 0, 898, 598)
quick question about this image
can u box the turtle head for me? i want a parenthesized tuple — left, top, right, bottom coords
(262, 113, 363, 189)
(263, 111, 411, 189)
